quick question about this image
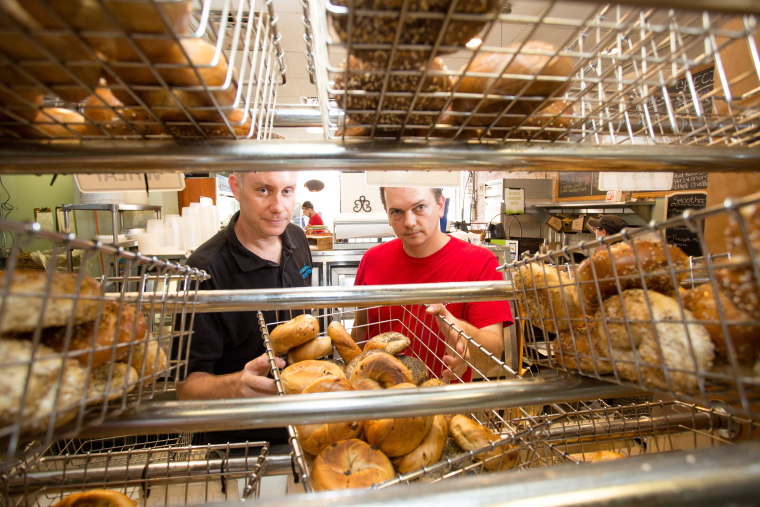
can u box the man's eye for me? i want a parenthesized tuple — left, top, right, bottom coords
(283, 188, 293, 196)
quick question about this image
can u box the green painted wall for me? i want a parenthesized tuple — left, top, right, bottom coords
(0, 174, 75, 226)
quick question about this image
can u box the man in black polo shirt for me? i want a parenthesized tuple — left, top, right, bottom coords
(176, 171, 313, 446)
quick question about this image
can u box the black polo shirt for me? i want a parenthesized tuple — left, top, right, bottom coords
(178, 212, 313, 446)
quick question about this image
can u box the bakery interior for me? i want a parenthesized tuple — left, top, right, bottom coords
(1, 0, 760, 505)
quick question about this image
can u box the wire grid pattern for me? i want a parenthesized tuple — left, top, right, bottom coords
(0, 0, 284, 141)
(2, 438, 269, 506)
(506, 191, 760, 418)
(533, 399, 758, 465)
(317, 0, 760, 146)
(261, 305, 562, 491)
(0, 217, 206, 463)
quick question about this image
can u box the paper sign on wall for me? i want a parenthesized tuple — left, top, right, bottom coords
(504, 188, 525, 214)
(75, 173, 185, 193)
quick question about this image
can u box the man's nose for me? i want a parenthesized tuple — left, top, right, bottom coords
(271, 193, 287, 212)
(402, 210, 417, 227)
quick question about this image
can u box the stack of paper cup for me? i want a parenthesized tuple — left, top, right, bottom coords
(164, 214, 181, 251)
(137, 231, 161, 254)
(181, 206, 201, 251)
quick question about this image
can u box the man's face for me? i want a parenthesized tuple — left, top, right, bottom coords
(230, 171, 297, 239)
(383, 187, 444, 251)
(302, 207, 314, 217)
(594, 227, 607, 239)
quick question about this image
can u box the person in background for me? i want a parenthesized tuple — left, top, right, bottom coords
(588, 215, 628, 239)
(175, 171, 313, 447)
(301, 200, 324, 227)
(351, 186, 513, 383)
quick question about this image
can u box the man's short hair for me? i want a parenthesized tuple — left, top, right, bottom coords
(302, 201, 315, 210)
(379, 187, 444, 209)
(588, 215, 628, 235)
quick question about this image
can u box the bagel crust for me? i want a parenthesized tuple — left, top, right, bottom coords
(327, 321, 362, 363)
(269, 314, 319, 355)
(52, 489, 136, 507)
(311, 439, 395, 492)
(392, 414, 448, 474)
(348, 351, 413, 390)
(280, 360, 345, 394)
(364, 331, 411, 355)
(297, 378, 363, 455)
(450, 414, 515, 471)
(363, 383, 433, 457)
(287, 334, 333, 364)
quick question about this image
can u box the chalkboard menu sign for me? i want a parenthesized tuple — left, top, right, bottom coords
(671, 172, 708, 191)
(666, 192, 707, 257)
(648, 66, 715, 118)
(557, 172, 606, 199)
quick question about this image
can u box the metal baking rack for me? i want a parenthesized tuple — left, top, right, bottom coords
(259, 304, 559, 492)
(0, 217, 207, 462)
(309, 0, 760, 146)
(0, 0, 286, 141)
(507, 190, 760, 418)
(3, 436, 270, 506)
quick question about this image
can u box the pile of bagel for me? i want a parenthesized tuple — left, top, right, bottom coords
(516, 215, 760, 393)
(0, 0, 252, 139)
(267, 314, 519, 491)
(0, 270, 166, 432)
(328, 2, 575, 140)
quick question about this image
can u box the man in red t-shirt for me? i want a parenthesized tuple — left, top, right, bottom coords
(352, 186, 513, 382)
(301, 201, 324, 227)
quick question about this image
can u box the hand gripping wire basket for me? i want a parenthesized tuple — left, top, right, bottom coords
(0, 217, 207, 462)
(508, 190, 760, 418)
(260, 303, 564, 492)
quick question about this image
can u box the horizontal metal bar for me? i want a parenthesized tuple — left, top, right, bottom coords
(3, 454, 293, 494)
(244, 443, 760, 507)
(75, 373, 640, 438)
(0, 141, 757, 173)
(116, 281, 516, 312)
(571, 0, 760, 15)
(543, 411, 717, 443)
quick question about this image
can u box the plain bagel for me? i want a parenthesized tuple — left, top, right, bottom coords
(348, 351, 413, 390)
(287, 334, 333, 364)
(310, 438, 395, 492)
(279, 360, 345, 395)
(296, 377, 363, 455)
(363, 383, 434, 457)
(327, 321, 362, 363)
(269, 314, 319, 356)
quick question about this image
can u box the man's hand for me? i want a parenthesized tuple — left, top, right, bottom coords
(426, 304, 469, 383)
(240, 353, 285, 397)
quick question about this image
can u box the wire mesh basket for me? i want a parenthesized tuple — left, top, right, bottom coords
(0, 0, 286, 141)
(0, 217, 207, 463)
(259, 303, 558, 492)
(508, 190, 760, 418)
(306, 0, 760, 145)
(2, 435, 269, 506)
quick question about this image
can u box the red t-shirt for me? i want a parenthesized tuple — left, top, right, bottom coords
(354, 236, 513, 380)
(307, 213, 324, 226)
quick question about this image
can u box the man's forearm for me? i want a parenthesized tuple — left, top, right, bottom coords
(177, 371, 243, 400)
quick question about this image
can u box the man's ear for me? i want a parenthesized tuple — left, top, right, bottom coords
(229, 174, 241, 201)
(436, 195, 446, 218)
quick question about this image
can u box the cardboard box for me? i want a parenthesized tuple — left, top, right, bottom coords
(547, 216, 564, 232)
(307, 236, 333, 250)
(570, 216, 586, 233)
